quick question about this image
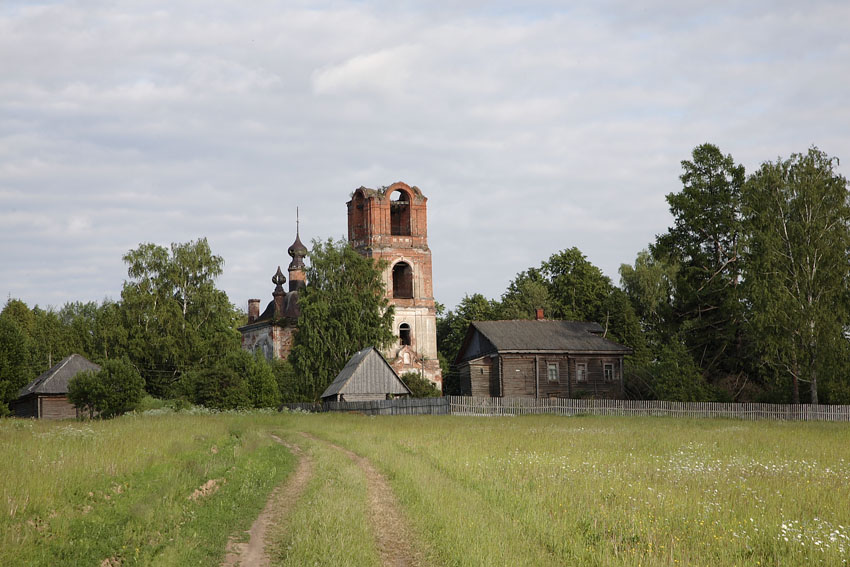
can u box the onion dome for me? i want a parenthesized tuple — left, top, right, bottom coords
(288, 209, 308, 270)
(272, 266, 286, 296)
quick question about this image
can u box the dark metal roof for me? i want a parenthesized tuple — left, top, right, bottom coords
(17, 354, 101, 397)
(321, 347, 412, 399)
(469, 320, 632, 354)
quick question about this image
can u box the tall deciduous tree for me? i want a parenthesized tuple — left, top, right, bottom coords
(0, 316, 30, 415)
(289, 239, 395, 401)
(619, 249, 678, 345)
(121, 238, 239, 396)
(652, 143, 746, 380)
(742, 148, 850, 404)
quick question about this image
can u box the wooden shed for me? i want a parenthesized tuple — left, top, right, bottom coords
(454, 319, 632, 399)
(11, 354, 100, 419)
(321, 347, 412, 402)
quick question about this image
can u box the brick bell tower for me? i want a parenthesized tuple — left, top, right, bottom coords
(347, 182, 442, 388)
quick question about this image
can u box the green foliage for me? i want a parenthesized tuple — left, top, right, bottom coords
(400, 371, 442, 398)
(67, 370, 104, 418)
(498, 269, 553, 320)
(271, 358, 299, 403)
(0, 316, 30, 415)
(289, 239, 395, 401)
(68, 359, 145, 418)
(121, 238, 241, 396)
(649, 338, 715, 401)
(652, 143, 747, 381)
(742, 147, 850, 404)
(181, 350, 281, 410)
(619, 249, 677, 345)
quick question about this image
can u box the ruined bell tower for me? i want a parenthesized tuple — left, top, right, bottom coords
(347, 182, 442, 388)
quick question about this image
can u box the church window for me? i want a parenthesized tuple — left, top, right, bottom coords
(392, 262, 414, 298)
(390, 190, 411, 236)
(399, 323, 411, 345)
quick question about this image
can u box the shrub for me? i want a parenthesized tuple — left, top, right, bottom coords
(400, 371, 442, 398)
(68, 359, 145, 418)
(180, 351, 281, 410)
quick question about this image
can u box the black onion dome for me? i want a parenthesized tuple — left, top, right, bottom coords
(288, 232, 308, 269)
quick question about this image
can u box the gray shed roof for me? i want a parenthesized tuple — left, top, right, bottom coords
(17, 354, 101, 397)
(460, 320, 632, 361)
(321, 347, 412, 399)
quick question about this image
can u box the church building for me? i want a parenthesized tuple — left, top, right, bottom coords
(347, 182, 442, 387)
(239, 182, 442, 390)
(238, 226, 307, 360)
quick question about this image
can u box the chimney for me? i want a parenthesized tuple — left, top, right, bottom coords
(248, 299, 260, 322)
(535, 308, 544, 321)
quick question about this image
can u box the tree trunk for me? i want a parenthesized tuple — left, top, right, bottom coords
(810, 365, 818, 405)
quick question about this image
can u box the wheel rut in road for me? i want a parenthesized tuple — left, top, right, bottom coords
(221, 434, 313, 567)
(301, 432, 426, 567)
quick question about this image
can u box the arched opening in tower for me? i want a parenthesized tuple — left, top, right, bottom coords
(350, 192, 366, 240)
(399, 323, 411, 346)
(390, 190, 411, 236)
(392, 262, 414, 298)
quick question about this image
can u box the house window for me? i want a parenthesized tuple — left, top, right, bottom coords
(399, 323, 411, 346)
(547, 363, 559, 383)
(576, 362, 587, 383)
(604, 363, 614, 382)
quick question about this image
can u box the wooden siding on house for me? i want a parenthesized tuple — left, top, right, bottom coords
(457, 353, 624, 399)
(12, 394, 78, 419)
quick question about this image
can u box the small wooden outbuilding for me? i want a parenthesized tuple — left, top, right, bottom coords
(321, 347, 412, 402)
(11, 354, 100, 419)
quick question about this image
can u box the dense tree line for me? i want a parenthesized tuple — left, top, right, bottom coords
(3, 145, 848, 411)
(0, 237, 397, 414)
(439, 144, 850, 404)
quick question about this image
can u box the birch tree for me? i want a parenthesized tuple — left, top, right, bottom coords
(743, 148, 850, 404)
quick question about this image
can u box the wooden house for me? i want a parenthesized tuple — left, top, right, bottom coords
(11, 354, 100, 419)
(321, 347, 412, 402)
(454, 318, 631, 399)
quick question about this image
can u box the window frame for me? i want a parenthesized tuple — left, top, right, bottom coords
(546, 362, 559, 383)
(604, 363, 615, 382)
(576, 362, 588, 383)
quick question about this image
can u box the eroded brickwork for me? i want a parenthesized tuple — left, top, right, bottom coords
(347, 182, 442, 387)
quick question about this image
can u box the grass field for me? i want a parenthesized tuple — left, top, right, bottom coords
(2, 411, 848, 566)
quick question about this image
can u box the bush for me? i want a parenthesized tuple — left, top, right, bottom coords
(68, 359, 145, 418)
(180, 351, 281, 410)
(400, 371, 442, 398)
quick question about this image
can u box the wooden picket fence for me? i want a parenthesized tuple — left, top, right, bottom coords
(282, 396, 850, 421)
(281, 396, 450, 416)
(447, 396, 850, 421)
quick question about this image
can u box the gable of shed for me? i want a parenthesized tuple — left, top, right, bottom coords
(322, 347, 412, 399)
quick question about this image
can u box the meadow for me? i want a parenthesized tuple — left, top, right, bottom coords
(1, 411, 848, 566)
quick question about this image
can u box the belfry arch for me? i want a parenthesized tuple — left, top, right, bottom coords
(392, 261, 414, 298)
(390, 189, 411, 236)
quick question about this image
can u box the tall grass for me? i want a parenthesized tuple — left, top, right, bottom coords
(2, 412, 848, 566)
(0, 413, 294, 566)
(299, 414, 850, 566)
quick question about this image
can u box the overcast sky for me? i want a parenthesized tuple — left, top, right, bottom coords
(2, 0, 849, 313)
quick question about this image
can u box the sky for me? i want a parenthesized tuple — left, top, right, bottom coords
(2, 0, 849, 313)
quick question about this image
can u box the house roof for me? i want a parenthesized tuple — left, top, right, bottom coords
(321, 347, 412, 399)
(457, 320, 632, 362)
(17, 354, 101, 397)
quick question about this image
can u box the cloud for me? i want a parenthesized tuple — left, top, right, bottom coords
(0, 0, 848, 312)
